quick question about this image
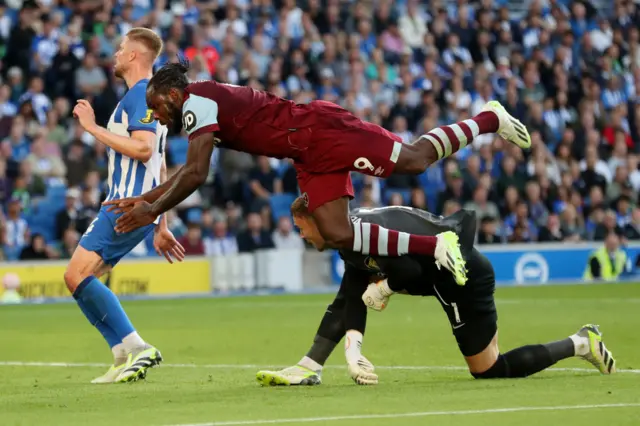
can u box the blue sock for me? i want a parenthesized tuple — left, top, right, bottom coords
(73, 276, 135, 341)
(76, 298, 121, 348)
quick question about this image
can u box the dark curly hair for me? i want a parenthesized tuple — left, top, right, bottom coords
(148, 57, 191, 94)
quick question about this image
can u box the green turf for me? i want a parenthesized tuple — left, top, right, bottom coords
(1, 283, 640, 426)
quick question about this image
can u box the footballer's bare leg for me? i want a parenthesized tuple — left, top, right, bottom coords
(311, 197, 467, 285)
(467, 326, 616, 379)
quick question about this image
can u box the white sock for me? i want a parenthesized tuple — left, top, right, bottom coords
(345, 330, 363, 365)
(121, 331, 146, 352)
(112, 343, 127, 365)
(298, 356, 323, 373)
(569, 334, 589, 357)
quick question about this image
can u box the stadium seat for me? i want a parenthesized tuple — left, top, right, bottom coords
(269, 193, 296, 222)
(168, 137, 189, 165)
(186, 208, 203, 224)
(45, 185, 68, 200)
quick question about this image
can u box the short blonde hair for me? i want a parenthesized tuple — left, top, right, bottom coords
(290, 196, 309, 218)
(127, 27, 163, 60)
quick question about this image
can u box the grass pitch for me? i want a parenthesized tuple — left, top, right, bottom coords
(1, 283, 640, 426)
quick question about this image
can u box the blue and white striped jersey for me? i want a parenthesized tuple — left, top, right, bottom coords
(104, 78, 167, 204)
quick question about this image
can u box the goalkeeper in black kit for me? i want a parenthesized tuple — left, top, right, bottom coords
(256, 198, 616, 386)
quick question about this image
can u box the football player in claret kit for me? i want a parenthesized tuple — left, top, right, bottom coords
(106, 60, 531, 286)
(256, 200, 617, 386)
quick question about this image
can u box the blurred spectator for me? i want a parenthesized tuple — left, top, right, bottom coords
(559, 203, 586, 242)
(75, 53, 107, 98)
(59, 228, 80, 260)
(437, 169, 465, 215)
(4, 4, 37, 77)
(248, 156, 282, 209)
(64, 139, 93, 186)
(25, 135, 66, 186)
(578, 147, 609, 196)
(584, 232, 628, 281)
(4, 116, 30, 162)
(2, 198, 29, 261)
(463, 154, 482, 193)
(166, 210, 187, 239)
(539, 214, 565, 242)
(442, 199, 461, 217)
(497, 156, 526, 197)
(602, 108, 633, 148)
(178, 222, 205, 256)
(272, 216, 303, 250)
(0, 158, 12, 205)
(594, 210, 624, 241)
(15, 161, 46, 201)
(627, 155, 640, 192)
(525, 181, 550, 228)
(464, 185, 499, 225)
(237, 212, 275, 253)
(280, 159, 298, 196)
(477, 216, 500, 244)
(504, 201, 538, 242)
(184, 31, 219, 78)
(606, 166, 630, 203)
(77, 186, 98, 233)
(614, 195, 632, 227)
(204, 220, 238, 256)
(398, 0, 427, 49)
(624, 208, 640, 240)
(19, 233, 55, 260)
(224, 202, 244, 235)
(410, 189, 428, 211)
(55, 187, 81, 240)
(44, 110, 67, 146)
(608, 138, 628, 177)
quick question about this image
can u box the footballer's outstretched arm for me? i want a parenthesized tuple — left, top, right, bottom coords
(149, 133, 215, 216)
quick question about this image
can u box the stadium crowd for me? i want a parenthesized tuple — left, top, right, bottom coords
(1, 0, 640, 262)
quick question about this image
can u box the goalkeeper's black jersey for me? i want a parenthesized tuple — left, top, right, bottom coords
(338, 207, 483, 295)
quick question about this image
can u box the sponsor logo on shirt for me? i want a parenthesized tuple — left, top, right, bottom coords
(139, 109, 155, 124)
(183, 110, 197, 132)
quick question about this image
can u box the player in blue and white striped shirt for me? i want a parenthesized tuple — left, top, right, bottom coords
(67, 28, 184, 384)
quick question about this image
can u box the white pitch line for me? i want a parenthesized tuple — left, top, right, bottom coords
(168, 403, 640, 426)
(0, 361, 639, 374)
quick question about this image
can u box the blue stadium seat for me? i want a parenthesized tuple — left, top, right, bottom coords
(168, 137, 189, 165)
(186, 208, 203, 224)
(46, 185, 68, 200)
(270, 193, 296, 222)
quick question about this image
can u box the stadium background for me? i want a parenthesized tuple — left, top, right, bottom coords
(1, 1, 640, 425)
(0, 0, 640, 298)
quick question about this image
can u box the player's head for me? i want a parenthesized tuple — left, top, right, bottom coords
(290, 196, 326, 251)
(146, 59, 190, 133)
(114, 28, 163, 79)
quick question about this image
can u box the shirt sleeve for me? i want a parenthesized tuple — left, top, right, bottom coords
(124, 89, 157, 134)
(182, 94, 220, 141)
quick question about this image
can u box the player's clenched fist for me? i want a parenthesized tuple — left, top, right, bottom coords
(73, 99, 97, 132)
